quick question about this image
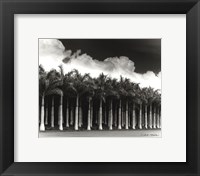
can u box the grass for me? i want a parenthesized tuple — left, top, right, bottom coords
(39, 125, 161, 137)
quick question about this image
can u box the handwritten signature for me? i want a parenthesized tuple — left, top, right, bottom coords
(143, 134, 159, 136)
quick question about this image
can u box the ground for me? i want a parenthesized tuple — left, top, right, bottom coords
(39, 128, 161, 137)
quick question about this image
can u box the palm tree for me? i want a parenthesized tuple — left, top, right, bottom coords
(87, 97, 92, 130)
(117, 98, 122, 130)
(65, 98, 69, 127)
(39, 65, 46, 131)
(112, 79, 120, 128)
(39, 65, 63, 131)
(57, 65, 64, 130)
(154, 91, 161, 128)
(63, 71, 76, 128)
(145, 87, 157, 129)
(90, 101, 93, 128)
(153, 103, 157, 128)
(39, 65, 161, 131)
(63, 70, 79, 130)
(45, 98, 48, 125)
(123, 79, 131, 130)
(125, 80, 137, 130)
(158, 104, 161, 128)
(117, 76, 126, 129)
(94, 73, 107, 130)
(105, 78, 119, 130)
(51, 96, 54, 128)
(70, 103, 74, 126)
(138, 103, 143, 129)
(140, 87, 157, 129)
(140, 88, 149, 129)
(130, 83, 140, 129)
(45, 68, 63, 130)
(81, 73, 96, 130)
(134, 86, 143, 129)
(131, 102, 136, 129)
(118, 77, 134, 130)
(65, 69, 88, 130)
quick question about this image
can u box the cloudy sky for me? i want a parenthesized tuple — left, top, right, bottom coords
(60, 39, 161, 74)
(39, 39, 161, 90)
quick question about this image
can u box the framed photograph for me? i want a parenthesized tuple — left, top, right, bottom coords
(0, 0, 200, 175)
(38, 38, 161, 138)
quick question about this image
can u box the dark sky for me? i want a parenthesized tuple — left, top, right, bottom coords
(59, 39, 161, 74)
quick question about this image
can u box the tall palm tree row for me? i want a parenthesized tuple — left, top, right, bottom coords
(39, 65, 161, 131)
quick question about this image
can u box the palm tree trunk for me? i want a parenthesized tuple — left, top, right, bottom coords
(138, 104, 142, 129)
(123, 110, 126, 127)
(108, 99, 113, 130)
(87, 98, 91, 130)
(144, 105, 148, 129)
(118, 100, 122, 129)
(159, 107, 161, 128)
(40, 95, 45, 131)
(66, 99, 69, 127)
(95, 102, 98, 125)
(153, 105, 156, 128)
(149, 104, 152, 128)
(39, 102, 41, 124)
(102, 102, 105, 125)
(51, 97, 54, 128)
(78, 100, 82, 127)
(128, 107, 131, 127)
(79, 107, 83, 127)
(74, 95, 79, 130)
(104, 100, 107, 125)
(96, 108, 99, 125)
(156, 106, 160, 128)
(114, 105, 117, 127)
(125, 101, 129, 129)
(132, 103, 136, 129)
(70, 106, 74, 125)
(98, 99, 103, 130)
(58, 95, 63, 130)
(90, 102, 93, 127)
(112, 103, 115, 126)
(45, 99, 48, 125)
(122, 105, 125, 127)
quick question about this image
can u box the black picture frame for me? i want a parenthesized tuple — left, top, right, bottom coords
(0, 0, 200, 175)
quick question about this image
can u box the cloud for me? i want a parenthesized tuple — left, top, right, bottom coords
(39, 39, 71, 71)
(39, 39, 161, 90)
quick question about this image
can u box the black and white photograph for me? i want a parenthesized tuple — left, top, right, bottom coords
(39, 39, 161, 137)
